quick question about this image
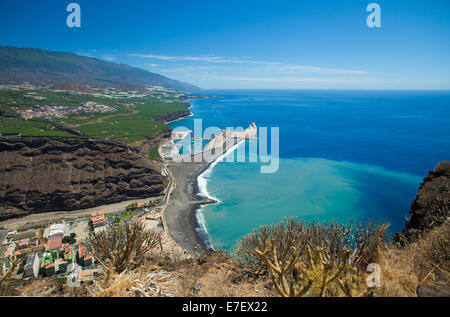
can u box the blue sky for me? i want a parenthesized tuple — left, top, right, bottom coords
(1, 0, 449, 89)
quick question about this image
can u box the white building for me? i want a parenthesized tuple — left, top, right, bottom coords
(23, 252, 41, 279)
(47, 223, 65, 239)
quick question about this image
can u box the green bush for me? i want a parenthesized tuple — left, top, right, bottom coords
(62, 236, 76, 244)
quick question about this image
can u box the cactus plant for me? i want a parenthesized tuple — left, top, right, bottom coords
(256, 239, 357, 297)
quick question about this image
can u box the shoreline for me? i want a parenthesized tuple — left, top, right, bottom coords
(163, 109, 256, 254)
(163, 138, 245, 255)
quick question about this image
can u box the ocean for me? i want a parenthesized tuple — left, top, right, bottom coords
(170, 90, 450, 252)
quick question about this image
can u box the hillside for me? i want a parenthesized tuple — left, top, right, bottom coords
(395, 161, 450, 244)
(0, 137, 164, 219)
(0, 46, 200, 92)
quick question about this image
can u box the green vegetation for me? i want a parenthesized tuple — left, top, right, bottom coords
(56, 277, 67, 285)
(0, 117, 74, 137)
(148, 144, 161, 160)
(17, 265, 24, 275)
(125, 202, 138, 211)
(69, 98, 186, 143)
(121, 211, 135, 219)
(0, 86, 192, 143)
(113, 215, 122, 224)
(0, 88, 114, 110)
(62, 236, 76, 244)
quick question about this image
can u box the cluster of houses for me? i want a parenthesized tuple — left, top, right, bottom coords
(0, 216, 103, 283)
(0, 201, 162, 285)
(14, 102, 117, 120)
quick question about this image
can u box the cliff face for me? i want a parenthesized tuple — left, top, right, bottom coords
(395, 161, 450, 244)
(131, 129, 172, 157)
(154, 109, 191, 123)
(0, 137, 164, 220)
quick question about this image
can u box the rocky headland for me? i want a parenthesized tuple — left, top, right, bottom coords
(395, 161, 450, 244)
(154, 108, 191, 123)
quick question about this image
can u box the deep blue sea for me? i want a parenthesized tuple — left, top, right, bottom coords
(170, 90, 450, 252)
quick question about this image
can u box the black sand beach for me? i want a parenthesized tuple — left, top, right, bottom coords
(164, 139, 243, 255)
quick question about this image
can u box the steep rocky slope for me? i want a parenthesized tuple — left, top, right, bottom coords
(0, 137, 164, 220)
(395, 161, 450, 244)
(154, 109, 192, 123)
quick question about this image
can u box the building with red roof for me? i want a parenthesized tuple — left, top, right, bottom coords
(47, 236, 62, 250)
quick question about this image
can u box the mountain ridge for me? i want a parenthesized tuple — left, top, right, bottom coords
(0, 46, 201, 92)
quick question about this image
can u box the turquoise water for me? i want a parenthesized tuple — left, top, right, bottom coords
(170, 90, 450, 252)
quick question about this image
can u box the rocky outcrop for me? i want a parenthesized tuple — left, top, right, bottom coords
(395, 161, 450, 244)
(417, 283, 450, 297)
(131, 129, 172, 157)
(0, 137, 164, 220)
(154, 108, 191, 123)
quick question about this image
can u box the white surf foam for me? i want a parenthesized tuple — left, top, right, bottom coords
(166, 112, 194, 124)
(195, 139, 246, 252)
(197, 139, 246, 201)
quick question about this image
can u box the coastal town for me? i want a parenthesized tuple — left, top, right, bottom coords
(0, 79, 200, 290)
(14, 102, 118, 120)
(0, 198, 167, 286)
(0, 118, 259, 288)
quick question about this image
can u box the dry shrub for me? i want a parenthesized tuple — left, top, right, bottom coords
(410, 222, 449, 284)
(233, 217, 388, 273)
(375, 245, 419, 297)
(233, 218, 388, 297)
(196, 268, 272, 297)
(377, 222, 449, 297)
(233, 217, 305, 271)
(0, 255, 24, 296)
(255, 239, 373, 297)
(86, 219, 162, 277)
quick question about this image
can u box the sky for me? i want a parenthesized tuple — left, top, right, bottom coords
(0, 0, 449, 90)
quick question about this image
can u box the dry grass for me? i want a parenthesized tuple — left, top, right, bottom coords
(9, 222, 449, 297)
(376, 222, 449, 297)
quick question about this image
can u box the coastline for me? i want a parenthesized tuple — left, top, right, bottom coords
(163, 103, 256, 254)
(163, 138, 245, 255)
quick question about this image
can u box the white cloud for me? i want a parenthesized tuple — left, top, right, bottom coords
(127, 53, 365, 75)
(128, 53, 227, 62)
(127, 53, 279, 64)
(197, 75, 382, 85)
(270, 65, 367, 75)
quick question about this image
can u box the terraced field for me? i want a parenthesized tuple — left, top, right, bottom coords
(0, 86, 191, 143)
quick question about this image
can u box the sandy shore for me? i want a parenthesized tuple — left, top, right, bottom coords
(164, 138, 245, 255)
